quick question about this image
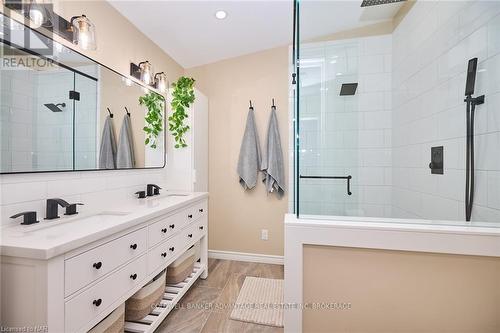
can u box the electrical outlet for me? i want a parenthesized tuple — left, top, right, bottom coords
(261, 229, 268, 241)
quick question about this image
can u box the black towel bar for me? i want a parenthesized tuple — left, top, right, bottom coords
(299, 175, 352, 196)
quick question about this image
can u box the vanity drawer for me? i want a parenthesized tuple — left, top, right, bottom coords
(196, 218, 207, 238)
(65, 254, 147, 333)
(194, 200, 208, 220)
(65, 228, 147, 296)
(148, 233, 182, 274)
(148, 210, 186, 248)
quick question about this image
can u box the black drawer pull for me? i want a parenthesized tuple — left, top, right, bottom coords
(199, 209, 204, 213)
(161, 252, 167, 257)
(93, 262, 102, 270)
(130, 273, 138, 280)
(93, 299, 102, 307)
(199, 226, 204, 230)
(169, 247, 175, 252)
(188, 233, 193, 238)
(161, 228, 167, 233)
(130, 243, 137, 250)
(188, 214, 193, 219)
(169, 224, 175, 229)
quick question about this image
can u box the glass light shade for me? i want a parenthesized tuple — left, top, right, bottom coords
(28, 7, 44, 28)
(72, 15, 96, 50)
(155, 72, 167, 93)
(139, 61, 153, 85)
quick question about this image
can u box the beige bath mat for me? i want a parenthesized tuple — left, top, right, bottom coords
(230, 277, 284, 327)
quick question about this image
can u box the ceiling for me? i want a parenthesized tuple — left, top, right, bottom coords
(109, 0, 403, 69)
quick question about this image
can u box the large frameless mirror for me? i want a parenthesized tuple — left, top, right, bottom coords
(0, 13, 166, 174)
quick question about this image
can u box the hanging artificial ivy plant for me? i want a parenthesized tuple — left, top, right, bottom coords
(169, 76, 196, 148)
(139, 92, 165, 149)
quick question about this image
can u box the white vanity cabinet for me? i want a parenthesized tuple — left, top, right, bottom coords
(0, 196, 209, 333)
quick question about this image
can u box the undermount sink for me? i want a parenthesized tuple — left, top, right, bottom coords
(15, 211, 131, 233)
(163, 194, 189, 197)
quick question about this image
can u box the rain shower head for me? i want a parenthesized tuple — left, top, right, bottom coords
(340, 83, 358, 96)
(44, 103, 66, 112)
(361, 0, 406, 7)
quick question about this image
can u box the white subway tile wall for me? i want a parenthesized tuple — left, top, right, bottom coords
(392, 0, 500, 223)
(0, 169, 167, 226)
(298, 35, 393, 217)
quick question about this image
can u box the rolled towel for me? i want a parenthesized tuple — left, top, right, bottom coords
(98, 115, 117, 169)
(262, 106, 285, 198)
(117, 114, 135, 168)
(237, 107, 262, 190)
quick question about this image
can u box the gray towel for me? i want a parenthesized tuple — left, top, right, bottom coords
(98, 115, 117, 169)
(261, 106, 285, 198)
(237, 107, 262, 190)
(116, 114, 135, 168)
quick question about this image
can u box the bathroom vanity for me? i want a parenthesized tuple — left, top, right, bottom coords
(1, 193, 208, 333)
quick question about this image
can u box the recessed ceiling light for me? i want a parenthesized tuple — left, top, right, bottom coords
(215, 10, 227, 20)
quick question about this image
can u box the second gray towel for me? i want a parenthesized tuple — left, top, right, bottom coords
(237, 107, 262, 190)
(117, 114, 135, 168)
(262, 106, 285, 198)
(99, 115, 117, 169)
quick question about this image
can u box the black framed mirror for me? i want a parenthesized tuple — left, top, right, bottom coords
(0, 13, 166, 174)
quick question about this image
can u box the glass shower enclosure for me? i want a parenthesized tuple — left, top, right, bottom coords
(292, 0, 500, 227)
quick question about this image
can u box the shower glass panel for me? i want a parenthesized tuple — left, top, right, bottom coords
(293, 0, 500, 227)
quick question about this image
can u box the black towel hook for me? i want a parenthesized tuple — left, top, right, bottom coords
(107, 108, 113, 118)
(272, 98, 276, 108)
(249, 100, 253, 109)
(124, 107, 130, 117)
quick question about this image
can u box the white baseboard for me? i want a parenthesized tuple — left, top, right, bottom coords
(208, 250, 284, 265)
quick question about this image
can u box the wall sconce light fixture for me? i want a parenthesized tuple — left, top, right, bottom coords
(70, 15, 96, 51)
(130, 61, 154, 85)
(154, 72, 167, 93)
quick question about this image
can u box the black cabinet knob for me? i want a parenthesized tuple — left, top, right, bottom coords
(188, 234, 193, 238)
(169, 224, 175, 229)
(199, 226, 204, 230)
(161, 252, 167, 257)
(161, 228, 167, 233)
(169, 247, 175, 252)
(93, 299, 102, 307)
(130, 273, 138, 280)
(199, 209, 204, 213)
(93, 262, 102, 269)
(130, 243, 137, 250)
(188, 214, 193, 219)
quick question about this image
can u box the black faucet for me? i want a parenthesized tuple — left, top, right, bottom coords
(10, 211, 39, 225)
(147, 184, 161, 196)
(45, 198, 70, 220)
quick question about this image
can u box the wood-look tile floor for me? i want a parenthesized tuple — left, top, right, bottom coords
(156, 259, 284, 333)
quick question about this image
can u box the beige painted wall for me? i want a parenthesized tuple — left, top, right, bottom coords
(187, 47, 289, 256)
(22, 0, 185, 83)
(303, 245, 500, 333)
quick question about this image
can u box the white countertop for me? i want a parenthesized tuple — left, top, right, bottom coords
(0, 192, 208, 260)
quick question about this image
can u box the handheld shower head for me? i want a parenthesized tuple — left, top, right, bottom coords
(44, 103, 66, 112)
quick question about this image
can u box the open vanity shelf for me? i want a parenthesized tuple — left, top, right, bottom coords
(124, 262, 205, 333)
